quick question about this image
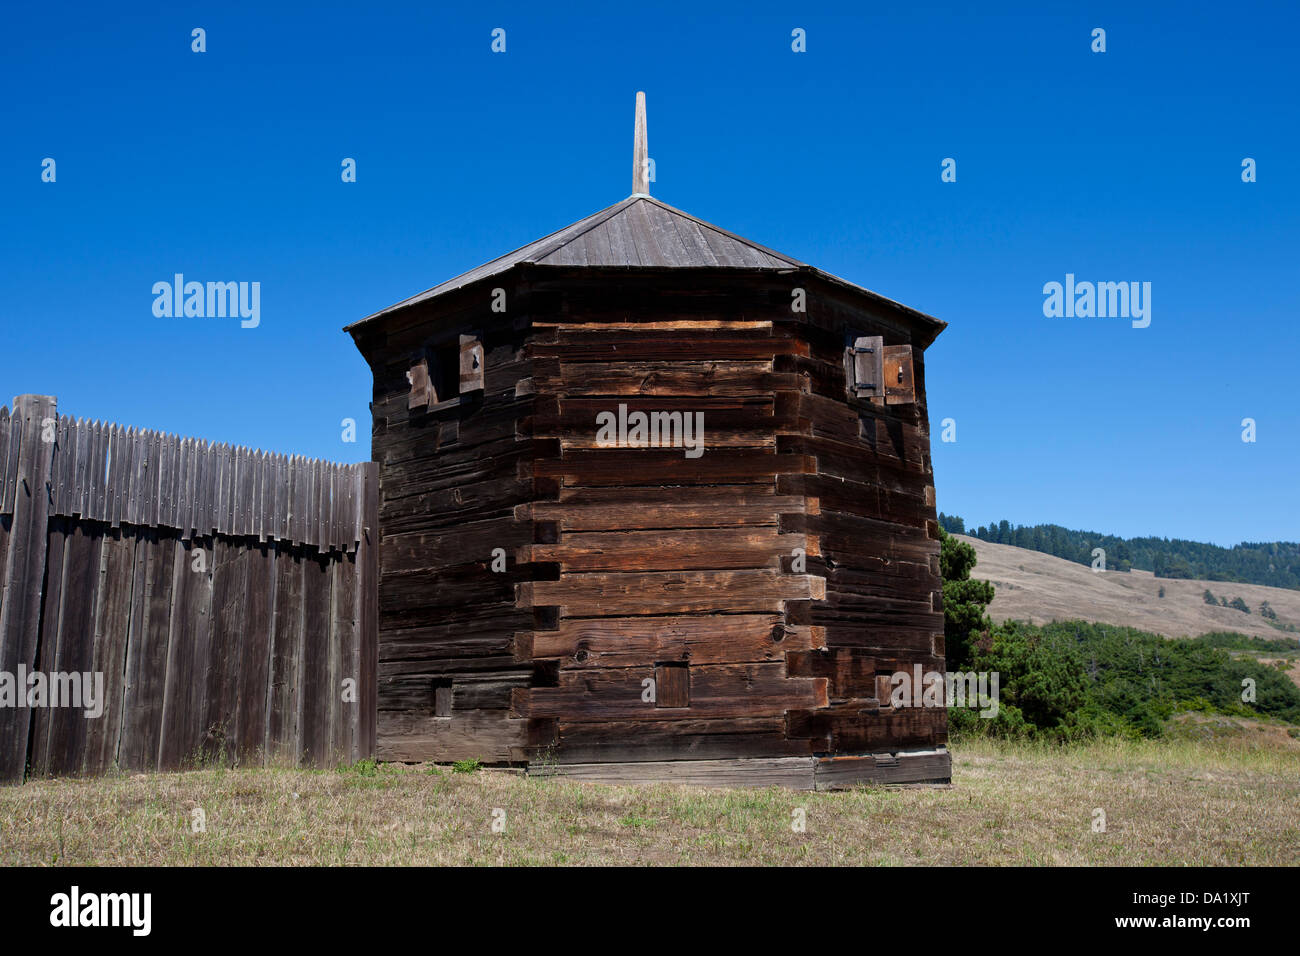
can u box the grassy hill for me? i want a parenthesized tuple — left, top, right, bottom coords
(962, 535, 1300, 642)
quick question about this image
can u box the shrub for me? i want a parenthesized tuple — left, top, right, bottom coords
(952, 619, 1300, 742)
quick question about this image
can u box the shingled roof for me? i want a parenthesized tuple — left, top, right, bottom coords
(348, 194, 944, 336)
(353, 195, 799, 324)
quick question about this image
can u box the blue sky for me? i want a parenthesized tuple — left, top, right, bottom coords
(2, 1, 1295, 546)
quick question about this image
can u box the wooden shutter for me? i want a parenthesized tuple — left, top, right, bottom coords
(407, 357, 435, 410)
(460, 334, 485, 393)
(432, 678, 453, 717)
(655, 662, 690, 708)
(882, 345, 915, 405)
(849, 335, 883, 402)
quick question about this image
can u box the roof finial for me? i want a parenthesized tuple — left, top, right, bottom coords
(632, 91, 649, 197)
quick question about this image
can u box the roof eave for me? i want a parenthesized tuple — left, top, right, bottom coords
(795, 266, 947, 348)
(345, 261, 947, 352)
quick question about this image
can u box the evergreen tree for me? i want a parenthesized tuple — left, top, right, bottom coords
(937, 512, 966, 535)
(938, 526, 995, 670)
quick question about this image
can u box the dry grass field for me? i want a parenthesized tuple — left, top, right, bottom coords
(2, 734, 1297, 866)
(964, 536, 1300, 642)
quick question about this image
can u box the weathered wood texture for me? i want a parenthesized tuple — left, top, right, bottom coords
(351, 268, 950, 786)
(40, 414, 366, 552)
(359, 298, 536, 762)
(531, 749, 952, 790)
(0, 396, 378, 783)
(0, 397, 58, 783)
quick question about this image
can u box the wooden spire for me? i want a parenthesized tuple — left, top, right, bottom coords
(632, 91, 649, 196)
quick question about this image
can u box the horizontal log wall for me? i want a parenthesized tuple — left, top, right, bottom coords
(353, 292, 536, 763)
(514, 294, 823, 768)
(351, 268, 948, 786)
(786, 282, 947, 757)
(0, 396, 378, 784)
(510, 271, 946, 781)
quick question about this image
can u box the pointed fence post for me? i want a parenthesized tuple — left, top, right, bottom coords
(0, 394, 58, 784)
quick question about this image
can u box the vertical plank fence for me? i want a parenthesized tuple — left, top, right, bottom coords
(0, 395, 378, 783)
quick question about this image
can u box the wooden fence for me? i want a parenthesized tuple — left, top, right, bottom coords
(0, 395, 378, 783)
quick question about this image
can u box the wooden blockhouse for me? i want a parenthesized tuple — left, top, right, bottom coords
(345, 95, 950, 788)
